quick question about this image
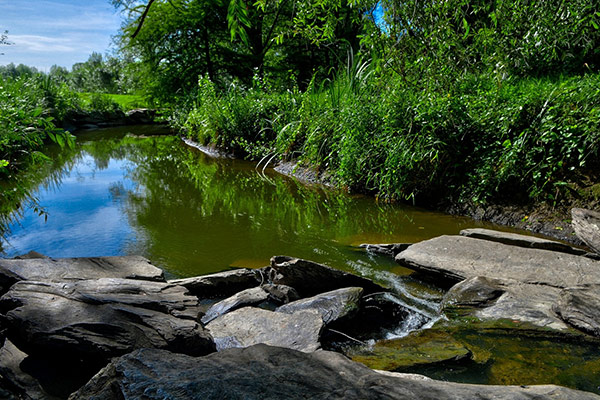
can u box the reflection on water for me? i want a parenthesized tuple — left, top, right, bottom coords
(2, 126, 492, 283)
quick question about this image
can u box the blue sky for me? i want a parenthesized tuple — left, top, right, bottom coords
(0, 0, 122, 71)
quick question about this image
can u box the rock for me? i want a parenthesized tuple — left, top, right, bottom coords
(359, 243, 411, 257)
(206, 307, 323, 352)
(0, 279, 214, 361)
(261, 284, 299, 304)
(81, 124, 99, 130)
(459, 228, 586, 255)
(277, 287, 363, 325)
(169, 268, 260, 298)
(572, 208, 600, 255)
(442, 276, 505, 309)
(350, 330, 472, 371)
(267, 256, 384, 297)
(0, 256, 165, 295)
(555, 285, 600, 336)
(201, 287, 269, 324)
(69, 344, 600, 400)
(0, 340, 49, 400)
(396, 235, 600, 288)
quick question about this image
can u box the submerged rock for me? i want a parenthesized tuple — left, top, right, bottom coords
(0, 279, 214, 361)
(459, 228, 586, 255)
(572, 208, 600, 255)
(200, 287, 269, 324)
(267, 256, 384, 297)
(169, 268, 260, 298)
(555, 285, 600, 336)
(206, 307, 323, 352)
(276, 287, 363, 325)
(69, 344, 600, 400)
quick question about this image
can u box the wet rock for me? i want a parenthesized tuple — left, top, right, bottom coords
(261, 284, 299, 304)
(396, 235, 600, 288)
(267, 256, 384, 297)
(200, 287, 269, 324)
(350, 330, 472, 371)
(555, 285, 600, 336)
(442, 276, 505, 309)
(572, 208, 600, 255)
(169, 268, 260, 298)
(276, 287, 363, 325)
(206, 307, 323, 352)
(69, 344, 600, 400)
(359, 243, 411, 257)
(0, 279, 214, 361)
(459, 228, 586, 255)
(0, 256, 165, 292)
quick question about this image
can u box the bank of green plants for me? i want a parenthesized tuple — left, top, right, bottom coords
(179, 68, 600, 207)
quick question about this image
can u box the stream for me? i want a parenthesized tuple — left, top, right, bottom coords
(1, 126, 598, 394)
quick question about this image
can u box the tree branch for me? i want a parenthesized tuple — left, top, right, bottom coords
(132, 0, 157, 39)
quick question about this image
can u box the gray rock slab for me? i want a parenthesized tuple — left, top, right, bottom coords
(267, 256, 384, 297)
(555, 285, 600, 336)
(69, 344, 600, 400)
(460, 228, 586, 255)
(261, 284, 299, 304)
(206, 307, 323, 352)
(169, 268, 260, 298)
(0, 256, 165, 286)
(276, 287, 363, 325)
(572, 208, 600, 255)
(0, 279, 214, 360)
(396, 235, 600, 288)
(442, 276, 505, 309)
(200, 287, 269, 324)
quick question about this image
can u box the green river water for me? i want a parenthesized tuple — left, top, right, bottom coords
(1, 126, 599, 394)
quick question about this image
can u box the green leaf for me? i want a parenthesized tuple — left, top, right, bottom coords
(462, 18, 470, 39)
(0, 159, 9, 168)
(32, 107, 43, 117)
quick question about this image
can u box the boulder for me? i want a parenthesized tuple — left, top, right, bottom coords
(169, 268, 260, 298)
(572, 208, 600, 255)
(555, 285, 600, 336)
(69, 344, 600, 400)
(276, 287, 363, 325)
(0, 279, 214, 361)
(206, 307, 323, 352)
(459, 228, 586, 255)
(260, 284, 299, 304)
(359, 243, 411, 257)
(200, 287, 269, 324)
(396, 235, 600, 288)
(0, 256, 165, 294)
(126, 108, 156, 124)
(267, 256, 384, 297)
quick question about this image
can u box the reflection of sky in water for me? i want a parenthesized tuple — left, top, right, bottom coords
(2, 153, 140, 258)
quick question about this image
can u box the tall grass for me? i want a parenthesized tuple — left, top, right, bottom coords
(179, 62, 600, 207)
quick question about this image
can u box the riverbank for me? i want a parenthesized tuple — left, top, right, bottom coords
(1, 215, 600, 398)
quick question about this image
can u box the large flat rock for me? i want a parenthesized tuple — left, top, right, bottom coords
(69, 344, 600, 400)
(0, 279, 214, 361)
(0, 256, 165, 293)
(276, 287, 363, 325)
(206, 307, 323, 352)
(396, 235, 600, 288)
